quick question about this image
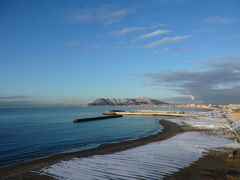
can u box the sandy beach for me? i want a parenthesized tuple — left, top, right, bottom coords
(165, 149, 240, 180)
(0, 120, 187, 179)
(1, 107, 240, 180)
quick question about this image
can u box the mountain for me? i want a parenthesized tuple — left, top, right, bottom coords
(88, 97, 168, 106)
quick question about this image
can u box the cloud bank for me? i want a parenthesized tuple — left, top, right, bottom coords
(145, 35, 191, 48)
(0, 95, 27, 100)
(203, 16, 235, 24)
(154, 46, 188, 53)
(64, 40, 79, 47)
(113, 23, 166, 36)
(65, 7, 130, 24)
(134, 29, 170, 40)
(141, 58, 240, 104)
(114, 27, 147, 36)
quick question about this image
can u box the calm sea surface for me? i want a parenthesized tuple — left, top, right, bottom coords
(0, 106, 201, 167)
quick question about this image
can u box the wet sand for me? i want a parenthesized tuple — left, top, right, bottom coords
(0, 120, 189, 180)
(165, 149, 240, 180)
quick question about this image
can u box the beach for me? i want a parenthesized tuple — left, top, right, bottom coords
(1, 106, 240, 180)
(166, 149, 240, 180)
(0, 120, 187, 179)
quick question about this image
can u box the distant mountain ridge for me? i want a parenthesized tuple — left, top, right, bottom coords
(88, 97, 168, 106)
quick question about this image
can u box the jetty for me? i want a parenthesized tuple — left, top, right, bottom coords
(103, 110, 200, 118)
(73, 109, 200, 123)
(73, 115, 123, 123)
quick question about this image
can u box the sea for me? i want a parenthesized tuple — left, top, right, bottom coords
(0, 106, 198, 168)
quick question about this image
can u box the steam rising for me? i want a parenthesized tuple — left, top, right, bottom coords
(187, 91, 195, 102)
(189, 94, 195, 102)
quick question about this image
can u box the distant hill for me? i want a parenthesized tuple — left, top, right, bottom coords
(88, 97, 168, 106)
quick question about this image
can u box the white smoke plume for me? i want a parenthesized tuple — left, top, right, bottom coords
(189, 94, 195, 101)
(186, 91, 195, 102)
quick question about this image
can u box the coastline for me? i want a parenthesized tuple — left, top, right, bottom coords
(0, 119, 189, 180)
(165, 148, 240, 180)
(1, 111, 239, 180)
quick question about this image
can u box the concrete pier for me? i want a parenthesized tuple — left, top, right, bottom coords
(73, 115, 123, 123)
(103, 110, 199, 118)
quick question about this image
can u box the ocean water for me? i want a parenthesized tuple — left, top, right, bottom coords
(0, 107, 170, 168)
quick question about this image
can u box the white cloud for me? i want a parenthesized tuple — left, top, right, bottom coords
(154, 46, 188, 53)
(84, 43, 101, 53)
(65, 7, 130, 24)
(64, 40, 79, 47)
(202, 16, 235, 24)
(100, 9, 130, 24)
(145, 35, 192, 48)
(101, 9, 128, 19)
(113, 23, 166, 36)
(114, 27, 147, 36)
(66, 8, 94, 22)
(158, 47, 171, 52)
(126, 44, 142, 49)
(135, 29, 170, 40)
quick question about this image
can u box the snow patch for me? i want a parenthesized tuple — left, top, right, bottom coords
(40, 132, 240, 180)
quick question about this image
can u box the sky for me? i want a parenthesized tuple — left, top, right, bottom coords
(0, 0, 240, 107)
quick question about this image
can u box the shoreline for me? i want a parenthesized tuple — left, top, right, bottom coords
(1, 114, 239, 180)
(165, 148, 240, 180)
(0, 119, 190, 180)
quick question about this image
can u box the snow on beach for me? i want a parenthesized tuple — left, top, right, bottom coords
(40, 111, 240, 180)
(170, 110, 240, 138)
(40, 132, 239, 180)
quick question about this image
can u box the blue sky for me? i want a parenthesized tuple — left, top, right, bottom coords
(1, 0, 240, 107)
